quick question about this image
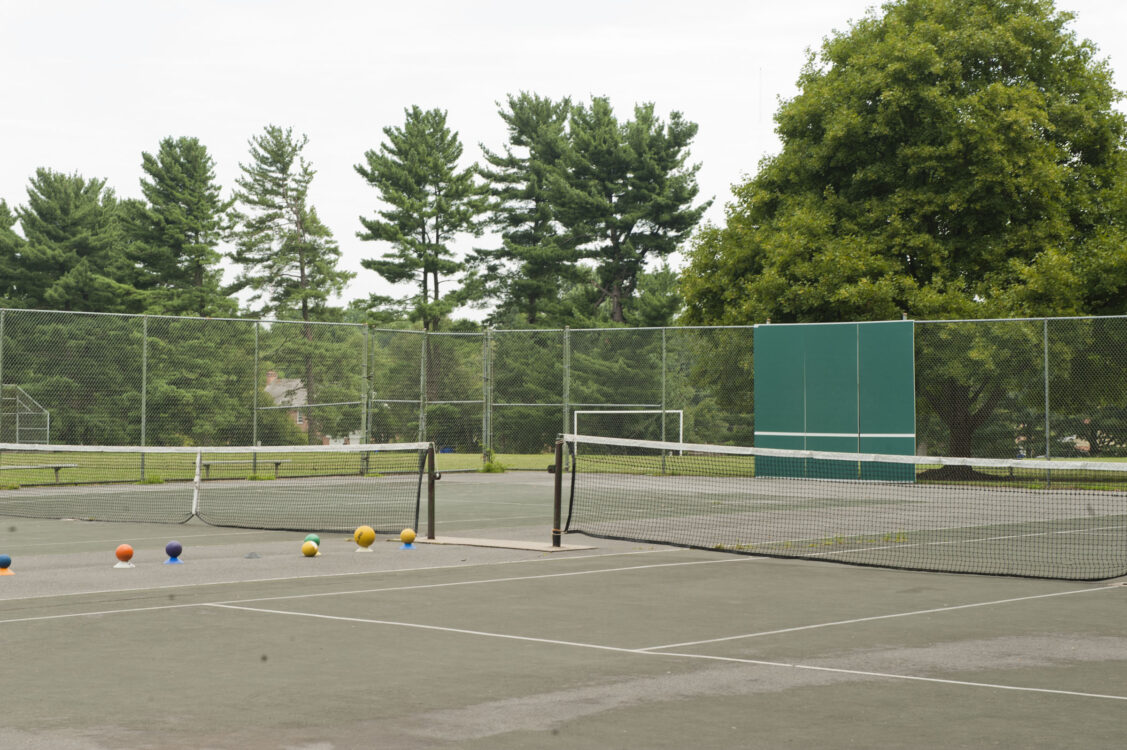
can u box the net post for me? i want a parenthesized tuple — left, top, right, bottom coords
(427, 443, 436, 540)
(552, 438, 563, 547)
(191, 449, 202, 517)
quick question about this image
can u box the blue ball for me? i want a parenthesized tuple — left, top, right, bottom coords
(0, 554, 11, 569)
(165, 541, 183, 559)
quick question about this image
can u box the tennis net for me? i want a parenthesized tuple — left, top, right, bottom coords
(555, 434, 1127, 580)
(0, 441, 435, 534)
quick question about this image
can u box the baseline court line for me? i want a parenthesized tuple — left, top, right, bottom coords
(0, 547, 685, 606)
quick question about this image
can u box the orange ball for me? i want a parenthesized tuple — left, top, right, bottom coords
(115, 544, 134, 562)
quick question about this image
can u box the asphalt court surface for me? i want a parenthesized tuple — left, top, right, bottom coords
(1, 472, 1125, 749)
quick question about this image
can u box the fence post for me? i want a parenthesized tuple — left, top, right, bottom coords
(482, 328, 491, 462)
(419, 332, 428, 442)
(252, 321, 260, 472)
(361, 325, 370, 443)
(1044, 318, 1051, 486)
(661, 327, 668, 474)
(140, 315, 147, 480)
(562, 326, 571, 471)
(0, 309, 5, 442)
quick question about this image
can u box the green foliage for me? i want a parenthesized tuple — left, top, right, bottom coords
(682, 0, 1127, 325)
(356, 106, 485, 331)
(0, 200, 26, 307)
(551, 98, 709, 324)
(473, 95, 707, 327)
(480, 450, 506, 473)
(229, 126, 355, 443)
(229, 125, 353, 320)
(680, 0, 1127, 458)
(473, 93, 579, 326)
(121, 136, 235, 317)
(14, 170, 138, 313)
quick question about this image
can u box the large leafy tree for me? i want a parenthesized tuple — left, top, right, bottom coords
(474, 93, 577, 326)
(355, 106, 484, 331)
(681, 0, 1127, 458)
(683, 0, 1127, 324)
(229, 125, 354, 442)
(14, 169, 137, 312)
(122, 136, 235, 317)
(552, 98, 709, 324)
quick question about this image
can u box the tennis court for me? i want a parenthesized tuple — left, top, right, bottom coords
(2, 469, 1125, 749)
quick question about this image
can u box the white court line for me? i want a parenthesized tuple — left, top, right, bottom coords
(655, 651, 1127, 702)
(639, 586, 1120, 651)
(210, 556, 755, 606)
(0, 547, 687, 606)
(1, 528, 275, 549)
(207, 603, 1127, 703)
(207, 603, 638, 654)
(0, 603, 200, 624)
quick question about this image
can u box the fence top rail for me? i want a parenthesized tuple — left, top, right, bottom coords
(759, 314, 1127, 326)
(0, 308, 367, 328)
(8, 307, 1127, 332)
(0, 441, 434, 455)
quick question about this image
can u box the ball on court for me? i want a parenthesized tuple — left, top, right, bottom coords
(0, 554, 11, 569)
(354, 525, 376, 548)
(166, 541, 183, 559)
(400, 528, 416, 544)
(304, 533, 321, 546)
(115, 544, 134, 563)
(301, 540, 319, 557)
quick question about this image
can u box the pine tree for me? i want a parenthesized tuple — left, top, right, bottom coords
(15, 169, 137, 312)
(0, 200, 26, 307)
(474, 93, 577, 326)
(355, 106, 484, 331)
(551, 98, 709, 323)
(229, 125, 352, 319)
(229, 125, 354, 442)
(122, 136, 235, 317)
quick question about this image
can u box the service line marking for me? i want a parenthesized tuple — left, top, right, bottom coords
(208, 602, 1127, 703)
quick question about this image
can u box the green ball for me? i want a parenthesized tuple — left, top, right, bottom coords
(304, 533, 321, 546)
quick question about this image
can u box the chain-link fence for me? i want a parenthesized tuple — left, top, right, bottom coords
(915, 317, 1127, 460)
(2, 308, 1126, 465)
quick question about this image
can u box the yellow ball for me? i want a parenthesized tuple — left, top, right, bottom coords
(354, 525, 376, 548)
(301, 540, 319, 557)
(400, 528, 416, 544)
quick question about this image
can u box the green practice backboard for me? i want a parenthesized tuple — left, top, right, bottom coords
(754, 321, 914, 480)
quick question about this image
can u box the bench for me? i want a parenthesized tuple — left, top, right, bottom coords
(201, 459, 291, 479)
(0, 464, 78, 483)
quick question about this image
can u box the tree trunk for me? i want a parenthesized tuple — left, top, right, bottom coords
(919, 375, 1006, 480)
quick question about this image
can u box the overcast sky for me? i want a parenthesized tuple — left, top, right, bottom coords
(3, 0, 1126, 317)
